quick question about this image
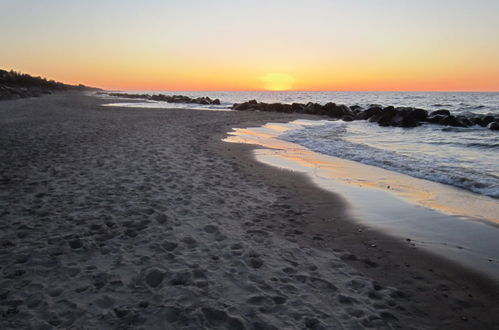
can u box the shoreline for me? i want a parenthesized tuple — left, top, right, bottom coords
(1, 92, 498, 329)
(221, 119, 499, 279)
(210, 119, 499, 326)
(211, 116, 499, 278)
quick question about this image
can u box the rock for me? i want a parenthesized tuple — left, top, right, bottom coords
(392, 112, 419, 127)
(471, 116, 484, 126)
(145, 268, 165, 288)
(268, 103, 284, 112)
(426, 115, 445, 124)
(429, 109, 451, 116)
(392, 108, 423, 127)
(233, 102, 250, 110)
(372, 107, 397, 126)
(487, 121, 499, 130)
(304, 102, 323, 115)
(324, 102, 349, 118)
(355, 106, 382, 120)
(212, 99, 221, 105)
(456, 116, 473, 127)
(482, 115, 495, 127)
(291, 103, 305, 113)
(442, 115, 466, 127)
(411, 108, 428, 121)
(369, 107, 394, 123)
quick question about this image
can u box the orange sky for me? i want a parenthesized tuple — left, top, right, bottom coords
(1, 1, 498, 91)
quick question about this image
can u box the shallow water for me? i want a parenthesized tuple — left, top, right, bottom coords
(280, 120, 499, 198)
(224, 120, 499, 280)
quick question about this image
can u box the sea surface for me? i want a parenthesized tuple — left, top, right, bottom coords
(104, 91, 499, 198)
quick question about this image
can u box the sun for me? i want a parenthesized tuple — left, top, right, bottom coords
(260, 73, 296, 91)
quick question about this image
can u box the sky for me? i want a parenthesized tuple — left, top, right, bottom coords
(1, 0, 498, 91)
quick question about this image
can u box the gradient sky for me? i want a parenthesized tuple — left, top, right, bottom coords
(1, 0, 498, 91)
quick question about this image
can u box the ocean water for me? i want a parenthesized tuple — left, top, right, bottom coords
(104, 91, 499, 198)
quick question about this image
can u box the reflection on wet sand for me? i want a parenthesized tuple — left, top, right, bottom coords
(226, 120, 498, 223)
(224, 120, 499, 280)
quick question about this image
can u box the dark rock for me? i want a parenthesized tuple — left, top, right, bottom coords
(390, 108, 423, 127)
(325, 102, 350, 118)
(350, 105, 364, 112)
(471, 116, 484, 126)
(291, 103, 305, 113)
(268, 103, 284, 112)
(429, 109, 451, 116)
(456, 116, 472, 127)
(482, 115, 495, 127)
(304, 102, 323, 115)
(393, 113, 419, 127)
(487, 121, 499, 130)
(369, 106, 396, 124)
(355, 106, 382, 120)
(342, 115, 354, 122)
(411, 108, 428, 121)
(281, 104, 292, 113)
(426, 115, 445, 124)
(442, 115, 466, 127)
(372, 107, 398, 126)
(232, 103, 247, 110)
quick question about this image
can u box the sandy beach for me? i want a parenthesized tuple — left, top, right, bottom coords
(1, 92, 498, 329)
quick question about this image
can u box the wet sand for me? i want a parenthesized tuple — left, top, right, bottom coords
(224, 121, 499, 279)
(0, 92, 498, 329)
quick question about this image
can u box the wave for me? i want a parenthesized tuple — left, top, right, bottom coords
(279, 123, 499, 198)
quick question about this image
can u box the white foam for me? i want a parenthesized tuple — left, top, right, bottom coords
(279, 121, 499, 198)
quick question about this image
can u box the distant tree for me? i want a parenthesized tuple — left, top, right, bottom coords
(0, 69, 98, 90)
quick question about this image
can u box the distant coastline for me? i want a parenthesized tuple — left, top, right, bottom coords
(0, 69, 100, 101)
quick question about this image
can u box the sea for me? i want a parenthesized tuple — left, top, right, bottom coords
(105, 91, 499, 199)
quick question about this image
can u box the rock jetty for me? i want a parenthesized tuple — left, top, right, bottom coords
(104, 92, 221, 105)
(232, 100, 499, 131)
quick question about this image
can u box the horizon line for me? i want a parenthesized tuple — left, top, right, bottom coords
(106, 88, 499, 93)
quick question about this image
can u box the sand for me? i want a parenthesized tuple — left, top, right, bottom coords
(0, 92, 498, 329)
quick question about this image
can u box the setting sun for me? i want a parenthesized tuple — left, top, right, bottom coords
(261, 73, 296, 91)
